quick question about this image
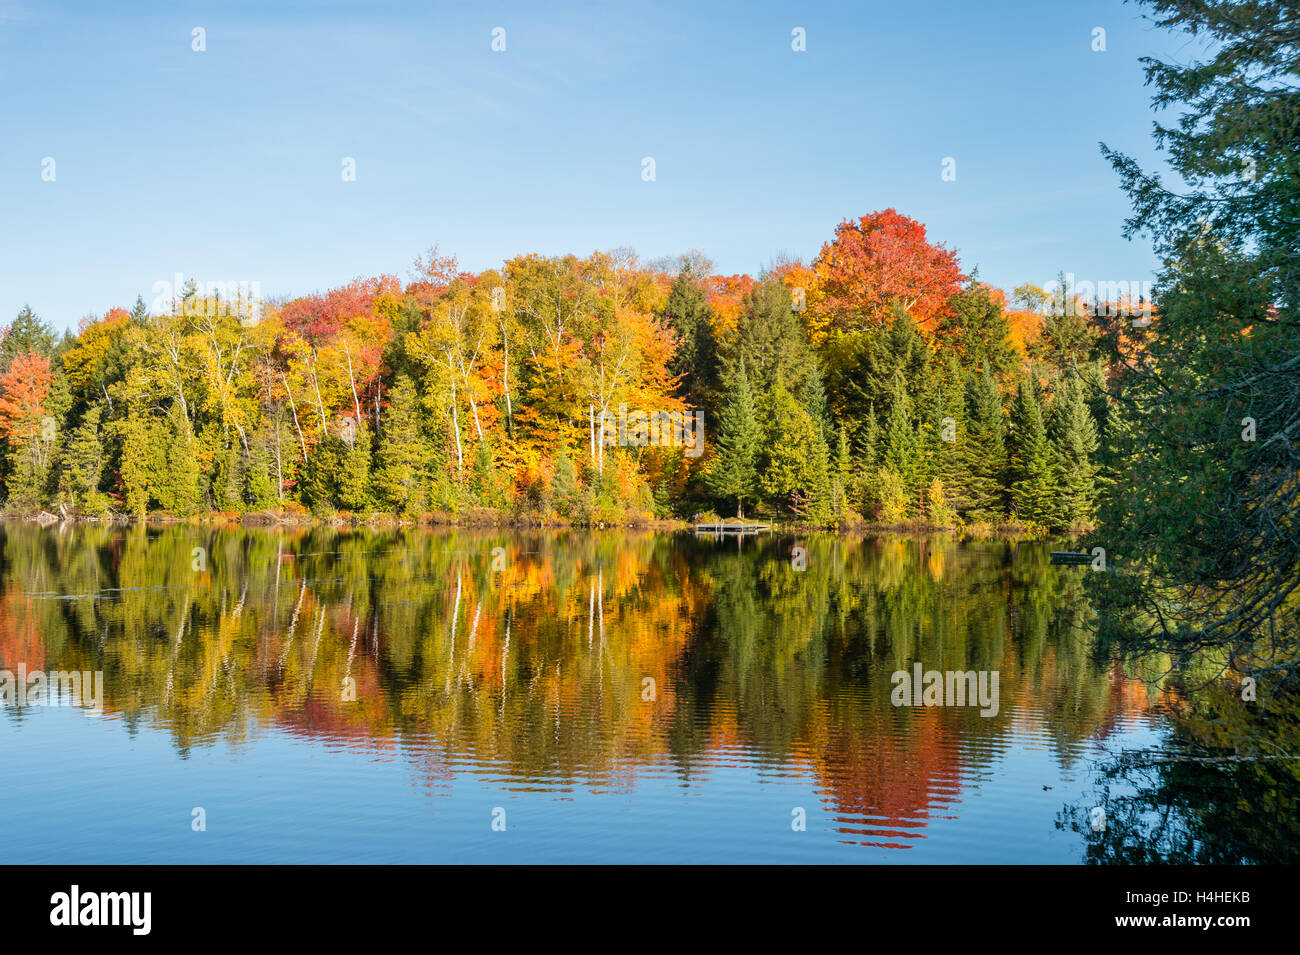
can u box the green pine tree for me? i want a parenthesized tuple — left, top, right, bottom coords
(759, 374, 828, 517)
(707, 357, 761, 519)
(59, 403, 110, 513)
(470, 436, 504, 508)
(336, 424, 373, 513)
(934, 357, 970, 514)
(1, 305, 57, 371)
(162, 417, 203, 516)
(1008, 380, 1055, 525)
(375, 374, 428, 513)
(217, 442, 247, 512)
(661, 270, 720, 413)
(801, 359, 833, 447)
(116, 410, 153, 517)
(302, 437, 343, 516)
(550, 453, 579, 518)
(938, 279, 1019, 379)
(962, 369, 1007, 523)
(880, 373, 921, 512)
(245, 429, 277, 509)
(858, 407, 881, 468)
(832, 424, 854, 520)
(1048, 377, 1101, 529)
(724, 279, 814, 397)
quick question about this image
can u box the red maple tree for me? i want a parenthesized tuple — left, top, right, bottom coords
(812, 209, 964, 332)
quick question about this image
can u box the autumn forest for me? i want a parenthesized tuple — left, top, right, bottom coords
(3, 0, 1297, 880)
(0, 209, 1116, 531)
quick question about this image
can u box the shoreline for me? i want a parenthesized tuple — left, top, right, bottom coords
(4, 508, 1056, 539)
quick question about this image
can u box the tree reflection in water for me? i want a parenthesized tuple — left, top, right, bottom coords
(1, 522, 1292, 860)
(1059, 680, 1300, 864)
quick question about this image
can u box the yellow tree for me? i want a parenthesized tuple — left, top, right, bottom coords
(407, 276, 496, 477)
(580, 249, 675, 475)
(505, 253, 597, 459)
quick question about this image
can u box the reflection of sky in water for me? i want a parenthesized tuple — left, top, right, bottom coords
(2, 699, 1166, 864)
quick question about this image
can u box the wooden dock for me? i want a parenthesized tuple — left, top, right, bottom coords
(1050, 551, 1093, 566)
(694, 522, 771, 535)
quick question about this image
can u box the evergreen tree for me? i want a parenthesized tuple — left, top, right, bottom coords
(116, 410, 153, 517)
(336, 426, 373, 513)
(831, 424, 853, 521)
(1034, 271, 1097, 370)
(161, 417, 203, 516)
(962, 369, 1007, 522)
(470, 436, 505, 508)
(661, 270, 720, 413)
(1089, 0, 1300, 669)
(1048, 377, 1101, 529)
(758, 374, 828, 517)
(1, 306, 57, 370)
(302, 437, 344, 516)
(59, 403, 109, 513)
(550, 453, 579, 518)
(725, 279, 814, 398)
(4, 442, 46, 508)
(939, 280, 1019, 379)
(836, 307, 934, 431)
(374, 374, 427, 513)
(1008, 380, 1055, 525)
(801, 359, 833, 447)
(218, 443, 247, 512)
(797, 419, 833, 524)
(879, 373, 921, 511)
(934, 356, 970, 514)
(707, 357, 761, 519)
(858, 407, 881, 469)
(245, 430, 277, 509)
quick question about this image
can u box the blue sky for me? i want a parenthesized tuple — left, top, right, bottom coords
(1, 0, 1186, 331)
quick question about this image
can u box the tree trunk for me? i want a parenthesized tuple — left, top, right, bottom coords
(309, 356, 327, 437)
(344, 342, 363, 424)
(281, 372, 309, 463)
(501, 322, 513, 438)
(450, 380, 463, 475)
(597, 408, 604, 476)
(274, 421, 284, 503)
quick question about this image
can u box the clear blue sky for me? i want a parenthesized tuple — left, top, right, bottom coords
(0, 0, 1185, 331)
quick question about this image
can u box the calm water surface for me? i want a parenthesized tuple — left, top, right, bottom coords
(0, 524, 1291, 863)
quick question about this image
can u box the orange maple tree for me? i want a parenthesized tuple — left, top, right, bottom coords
(703, 273, 756, 337)
(0, 351, 54, 445)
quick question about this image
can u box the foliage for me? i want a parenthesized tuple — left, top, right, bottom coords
(1091, 0, 1300, 680)
(0, 214, 1105, 529)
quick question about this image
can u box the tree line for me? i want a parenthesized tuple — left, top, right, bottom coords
(0, 211, 1114, 529)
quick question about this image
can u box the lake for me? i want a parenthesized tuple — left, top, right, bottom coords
(0, 523, 1292, 864)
